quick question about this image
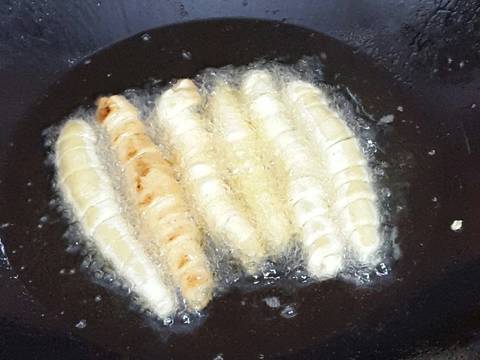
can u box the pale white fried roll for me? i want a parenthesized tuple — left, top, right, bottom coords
(241, 70, 344, 279)
(156, 79, 265, 273)
(96, 95, 214, 311)
(284, 80, 381, 266)
(208, 83, 292, 256)
(55, 119, 175, 318)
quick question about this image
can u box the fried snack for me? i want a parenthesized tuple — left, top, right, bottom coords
(208, 83, 292, 256)
(97, 95, 214, 311)
(241, 70, 344, 279)
(284, 80, 381, 266)
(56, 119, 175, 317)
(156, 79, 265, 273)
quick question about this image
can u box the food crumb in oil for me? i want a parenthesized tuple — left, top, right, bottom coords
(450, 220, 463, 232)
(263, 296, 281, 308)
(163, 317, 174, 326)
(75, 319, 87, 329)
(378, 114, 394, 124)
(181, 50, 192, 60)
(181, 313, 191, 324)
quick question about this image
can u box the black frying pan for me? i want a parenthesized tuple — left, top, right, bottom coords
(1, 2, 480, 359)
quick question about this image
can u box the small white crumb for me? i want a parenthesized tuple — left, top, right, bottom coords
(263, 296, 281, 308)
(181, 313, 191, 324)
(75, 319, 87, 329)
(163, 317, 174, 326)
(472, 103, 477, 109)
(379, 114, 394, 124)
(428, 149, 436, 156)
(181, 50, 192, 60)
(397, 106, 404, 112)
(450, 220, 463, 232)
(432, 196, 438, 202)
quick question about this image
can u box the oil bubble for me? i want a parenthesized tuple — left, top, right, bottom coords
(280, 304, 297, 319)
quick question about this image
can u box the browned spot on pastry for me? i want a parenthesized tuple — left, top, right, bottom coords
(166, 231, 181, 243)
(135, 176, 143, 192)
(95, 97, 111, 123)
(126, 147, 138, 160)
(185, 274, 206, 289)
(176, 254, 190, 269)
(140, 193, 153, 206)
(133, 158, 150, 177)
(162, 223, 198, 245)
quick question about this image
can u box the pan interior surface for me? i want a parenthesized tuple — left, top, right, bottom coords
(1, 19, 474, 359)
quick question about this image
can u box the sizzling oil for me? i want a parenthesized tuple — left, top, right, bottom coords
(43, 59, 399, 327)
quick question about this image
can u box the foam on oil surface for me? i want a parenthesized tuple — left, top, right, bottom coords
(45, 58, 398, 329)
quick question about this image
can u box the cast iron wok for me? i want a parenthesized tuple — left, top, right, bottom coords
(1, 2, 480, 359)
